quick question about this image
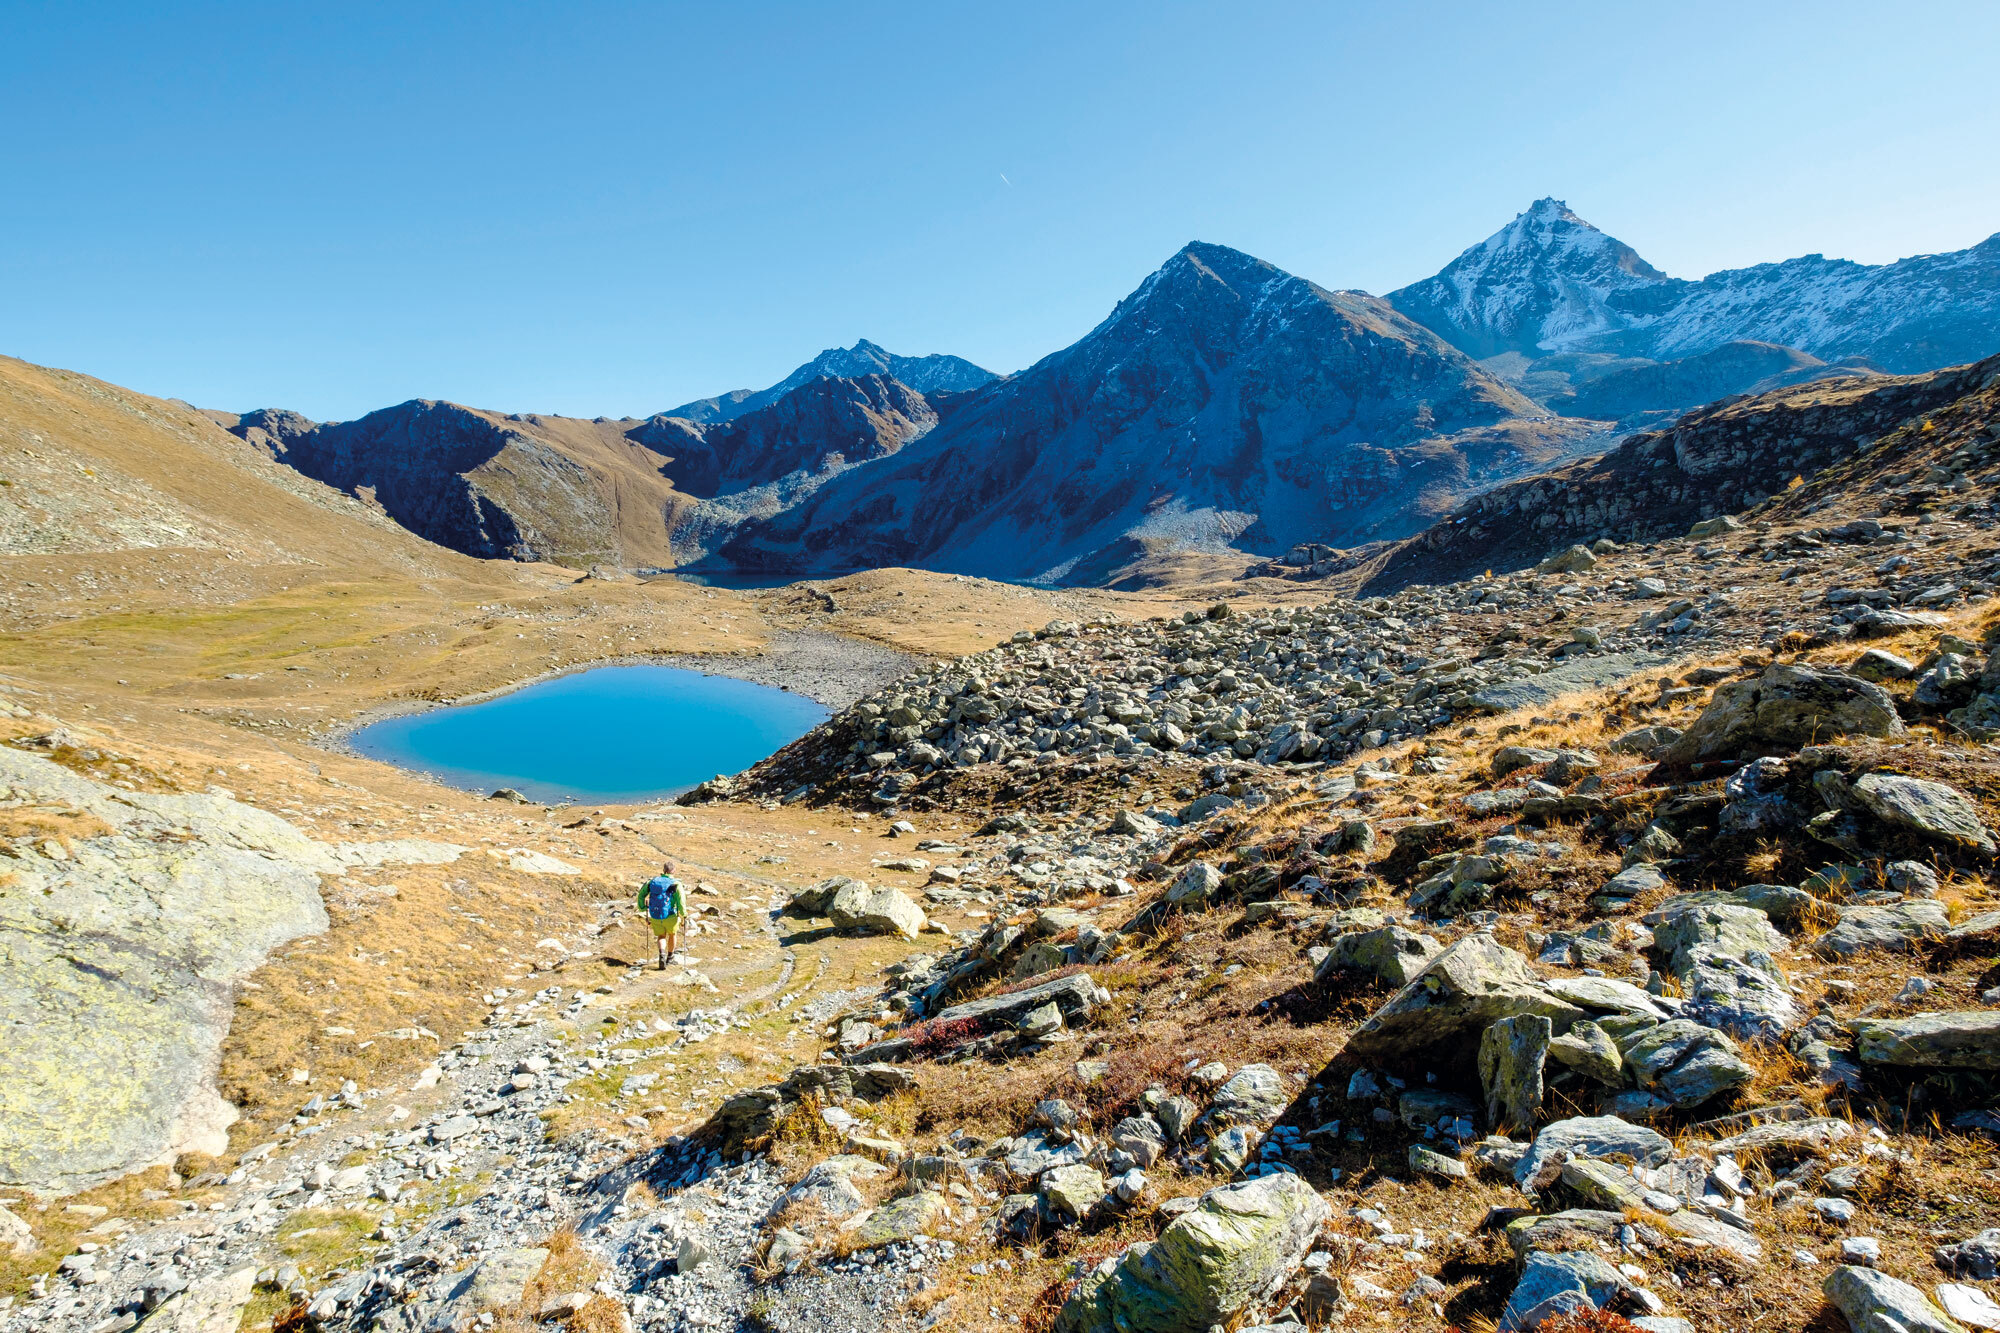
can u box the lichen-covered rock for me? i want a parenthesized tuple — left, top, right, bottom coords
(1317, 925, 1444, 987)
(1499, 1250, 1627, 1332)
(1661, 664, 1904, 766)
(1478, 1015, 1552, 1132)
(1620, 1020, 1755, 1107)
(1547, 1020, 1624, 1085)
(1343, 935, 1585, 1060)
(1207, 1065, 1289, 1126)
(852, 1191, 949, 1249)
(1514, 1116, 1674, 1186)
(0, 747, 341, 1193)
(1822, 1263, 1968, 1333)
(1815, 899, 1952, 958)
(1851, 1012, 2000, 1070)
(1041, 1164, 1108, 1220)
(1652, 903, 1786, 972)
(786, 876, 861, 916)
(1850, 774, 1997, 852)
(1052, 1173, 1330, 1333)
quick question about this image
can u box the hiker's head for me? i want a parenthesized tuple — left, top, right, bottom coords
(661, 860, 675, 874)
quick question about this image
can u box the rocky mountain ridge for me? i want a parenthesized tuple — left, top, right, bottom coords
(714, 242, 1597, 583)
(208, 206, 2000, 587)
(1390, 197, 2000, 374)
(662, 339, 996, 424)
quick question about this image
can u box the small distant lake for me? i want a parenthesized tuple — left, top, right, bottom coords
(349, 665, 828, 804)
(645, 569, 832, 590)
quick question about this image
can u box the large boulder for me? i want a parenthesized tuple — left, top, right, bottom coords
(828, 882, 927, 939)
(1850, 774, 1997, 852)
(1660, 664, 1903, 767)
(1514, 1116, 1674, 1186)
(1822, 1264, 1968, 1333)
(1850, 1012, 2000, 1070)
(787, 876, 862, 917)
(1344, 935, 1585, 1060)
(1318, 925, 1444, 987)
(1053, 1173, 1330, 1333)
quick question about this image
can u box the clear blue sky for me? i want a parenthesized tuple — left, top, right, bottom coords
(3, 1, 1997, 422)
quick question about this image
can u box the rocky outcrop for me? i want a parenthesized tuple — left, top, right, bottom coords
(1659, 663, 1904, 767)
(0, 745, 453, 1193)
(1342, 934, 1585, 1060)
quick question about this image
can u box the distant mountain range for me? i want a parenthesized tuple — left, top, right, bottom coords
(212, 201, 2000, 585)
(1390, 196, 2000, 381)
(661, 339, 995, 423)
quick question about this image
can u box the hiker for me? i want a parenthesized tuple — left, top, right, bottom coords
(639, 860, 685, 969)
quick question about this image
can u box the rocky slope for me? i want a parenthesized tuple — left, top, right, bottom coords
(1390, 197, 2000, 374)
(663, 339, 996, 424)
(1552, 341, 1878, 425)
(1352, 352, 2000, 594)
(718, 242, 1598, 582)
(212, 400, 698, 568)
(642, 375, 938, 501)
(0, 739, 468, 1195)
(7, 366, 2000, 1333)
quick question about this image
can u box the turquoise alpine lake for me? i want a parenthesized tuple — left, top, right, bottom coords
(348, 664, 829, 804)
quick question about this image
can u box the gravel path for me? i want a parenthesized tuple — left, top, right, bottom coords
(4, 879, 940, 1333)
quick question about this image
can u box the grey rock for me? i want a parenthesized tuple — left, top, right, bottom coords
(1515, 1115, 1674, 1186)
(1499, 1250, 1626, 1332)
(828, 882, 928, 938)
(1823, 1264, 1968, 1333)
(1040, 1164, 1108, 1220)
(1478, 1014, 1552, 1132)
(1814, 901, 1951, 958)
(1208, 1064, 1288, 1126)
(1317, 925, 1444, 987)
(1652, 903, 1785, 972)
(1936, 1229, 2000, 1281)
(1345, 934, 1586, 1060)
(1620, 1019, 1754, 1107)
(1051, 1173, 1330, 1333)
(1851, 1011, 2000, 1070)
(1676, 944, 1799, 1042)
(1547, 1020, 1623, 1085)
(1661, 664, 1904, 766)
(1851, 774, 1997, 852)
(930, 971, 1099, 1030)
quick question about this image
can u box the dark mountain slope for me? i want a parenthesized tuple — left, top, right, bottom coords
(1357, 353, 2000, 594)
(717, 242, 1597, 583)
(638, 374, 937, 499)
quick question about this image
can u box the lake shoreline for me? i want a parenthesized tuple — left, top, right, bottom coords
(312, 629, 916, 800)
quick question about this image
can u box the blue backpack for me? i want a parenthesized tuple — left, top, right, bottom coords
(643, 875, 681, 919)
